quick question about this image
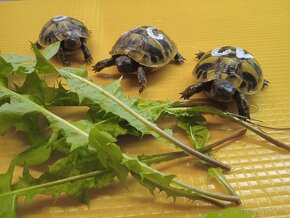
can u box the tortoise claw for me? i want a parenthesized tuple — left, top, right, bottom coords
(85, 56, 93, 64)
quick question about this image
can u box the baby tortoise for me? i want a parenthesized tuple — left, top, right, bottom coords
(180, 46, 269, 118)
(93, 26, 185, 93)
(37, 16, 93, 66)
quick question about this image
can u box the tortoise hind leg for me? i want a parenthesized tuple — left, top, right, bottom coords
(233, 91, 250, 119)
(174, 52, 185, 64)
(81, 39, 93, 64)
(137, 66, 147, 94)
(180, 81, 212, 99)
(92, 57, 116, 72)
(195, 51, 205, 59)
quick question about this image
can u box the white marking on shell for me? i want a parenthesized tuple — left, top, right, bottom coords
(211, 47, 231, 56)
(53, 16, 68, 22)
(146, 27, 164, 40)
(236, 47, 254, 59)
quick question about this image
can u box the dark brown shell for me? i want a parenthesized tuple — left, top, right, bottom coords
(193, 46, 264, 95)
(109, 26, 178, 68)
(38, 16, 90, 47)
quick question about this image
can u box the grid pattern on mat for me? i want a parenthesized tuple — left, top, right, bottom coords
(0, 0, 289, 217)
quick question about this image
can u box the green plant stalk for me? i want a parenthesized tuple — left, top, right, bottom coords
(208, 168, 241, 205)
(168, 107, 290, 151)
(142, 130, 246, 165)
(62, 72, 231, 171)
(1, 170, 108, 198)
(198, 129, 247, 153)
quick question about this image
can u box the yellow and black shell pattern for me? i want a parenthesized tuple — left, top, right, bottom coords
(38, 16, 90, 47)
(193, 46, 264, 95)
(109, 26, 178, 68)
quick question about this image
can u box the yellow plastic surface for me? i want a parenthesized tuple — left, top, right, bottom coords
(0, 0, 290, 217)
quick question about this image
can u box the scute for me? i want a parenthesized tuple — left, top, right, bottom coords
(193, 46, 263, 95)
(38, 16, 90, 47)
(109, 26, 178, 67)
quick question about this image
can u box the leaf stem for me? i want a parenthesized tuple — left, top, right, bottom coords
(208, 168, 242, 205)
(63, 73, 231, 171)
(1, 170, 108, 198)
(198, 129, 247, 153)
(171, 179, 239, 203)
(141, 129, 246, 165)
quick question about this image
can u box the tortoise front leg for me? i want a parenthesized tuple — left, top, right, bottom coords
(35, 41, 42, 49)
(233, 91, 250, 119)
(81, 39, 93, 64)
(174, 52, 186, 64)
(58, 45, 70, 66)
(92, 57, 116, 72)
(262, 79, 270, 89)
(137, 66, 147, 94)
(180, 81, 212, 99)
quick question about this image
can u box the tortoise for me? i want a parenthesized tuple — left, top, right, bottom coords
(37, 15, 93, 66)
(180, 46, 269, 119)
(92, 26, 185, 93)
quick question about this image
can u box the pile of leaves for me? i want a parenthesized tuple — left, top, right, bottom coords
(0, 42, 288, 217)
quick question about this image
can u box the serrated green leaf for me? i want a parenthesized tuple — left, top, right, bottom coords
(12, 149, 115, 204)
(0, 56, 13, 77)
(58, 65, 88, 77)
(16, 71, 61, 106)
(200, 207, 256, 218)
(31, 43, 58, 74)
(0, 56, 13, 88)
(178, 122, 209, 149)
(14, 115, 46, 146)
(0, 77, 8, 87)
(16, 145, 51, 167)
(0, 86, 88, 151)
(122, 154, 233, 206)
(1, 53, 35, 75)
(58, 72, 165, 138)
(89, 127, 128, 186)
(134, 98, 173, 122)
(0, 54, 35, 63)
(0, 159, 17, 218)
(41, 41, 60, 60)
(0, 91, 40, 134)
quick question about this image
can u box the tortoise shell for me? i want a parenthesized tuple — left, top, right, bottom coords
(109, 26, 178, 68)
(193, 46, 264, 95)
(38, 16, 90, 47)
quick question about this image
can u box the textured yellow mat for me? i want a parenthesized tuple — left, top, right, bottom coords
(0, 0, 290, 217)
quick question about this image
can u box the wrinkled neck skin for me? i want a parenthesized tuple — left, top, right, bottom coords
(62, 38, 82, 52)
(206, 79, 237, 102)
(115, 55, 139, 74)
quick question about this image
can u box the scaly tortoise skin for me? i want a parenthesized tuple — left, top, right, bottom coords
(93, 26, 185, 93)
(37, 15, 92, 66)
(181, 46, 269, 118)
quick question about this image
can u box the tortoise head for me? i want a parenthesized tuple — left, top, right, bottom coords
(209, 79, 237, 102)
(61, 34, 82, 51)
(115, 55, 138, 73)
